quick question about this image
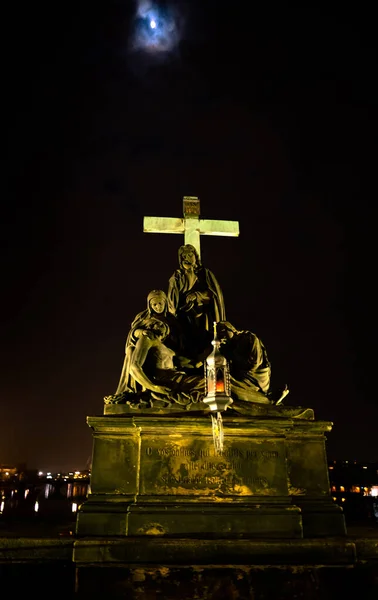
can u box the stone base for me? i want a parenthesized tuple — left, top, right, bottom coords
(76, 409, 346, 540)
(77, 496, 302, 539)
(73, 536, 378, 599)
(2, 531, 377, 599)
(104, 401, 315, 419)
(73, 536, 357, 565)
(295, 497, 348, 537)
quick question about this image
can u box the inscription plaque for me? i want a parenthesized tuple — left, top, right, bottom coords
(183, 196, 200, 217)
(140, 437, 288, 497)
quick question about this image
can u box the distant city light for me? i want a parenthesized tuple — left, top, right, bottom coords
(0, 501, 4, 514)
(5, 472, 9, 476)
(38, 471, 43, 476)
(24, 489, 29, 499)
(72, 503, 78, 513)
(371, 486, 378, 497)
(34, 501, 39, 512)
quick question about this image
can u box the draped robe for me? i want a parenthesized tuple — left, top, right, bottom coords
(167, 266, 226, 360)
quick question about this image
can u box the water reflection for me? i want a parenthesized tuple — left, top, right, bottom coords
(45, 484, 53, 499)
(0, 477, 90, 518)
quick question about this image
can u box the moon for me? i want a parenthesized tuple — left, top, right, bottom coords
(131, 2, 181, 54)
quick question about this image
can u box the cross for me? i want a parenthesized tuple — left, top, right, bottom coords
(143, 196, 239, 258)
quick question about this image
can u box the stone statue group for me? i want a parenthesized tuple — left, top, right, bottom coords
(105, 244, 288, 409)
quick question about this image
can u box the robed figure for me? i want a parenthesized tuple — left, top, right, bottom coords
(115, 289, 182, 395)
(216, 321, 289, 405)
(168, 244, 226, 361)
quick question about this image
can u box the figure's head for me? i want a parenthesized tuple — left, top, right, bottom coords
(147, 289, 167, 315)
(144, 317, 170, 341)
(217, 321, 237, 341)
(178, 244, 201, 271)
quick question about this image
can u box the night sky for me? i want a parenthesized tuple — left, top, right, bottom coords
(2, 3, 377, 471)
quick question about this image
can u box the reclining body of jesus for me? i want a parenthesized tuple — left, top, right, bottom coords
(129, 317, 206, 399)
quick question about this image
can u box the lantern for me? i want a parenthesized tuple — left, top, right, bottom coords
(203, 322, 233, 411)
(203, 323, 233, 451)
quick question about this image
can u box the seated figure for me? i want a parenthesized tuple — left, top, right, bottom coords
(129, 317, 206, 403)
(115, 289, 182, 395)
(216, 321, 289, 405)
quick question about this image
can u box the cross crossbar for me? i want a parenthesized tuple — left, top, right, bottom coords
(143, 197, 239, 257)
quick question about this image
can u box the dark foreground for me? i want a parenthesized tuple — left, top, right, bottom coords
(0, 518, 377, 599)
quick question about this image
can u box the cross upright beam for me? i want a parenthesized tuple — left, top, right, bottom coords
(143, 196, 239, 258)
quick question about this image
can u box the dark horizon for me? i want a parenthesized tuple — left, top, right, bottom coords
(2, 3, 377, 471)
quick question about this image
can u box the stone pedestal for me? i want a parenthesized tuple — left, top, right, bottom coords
(73, 537, 363, 600)
(76, 405, 346, 539)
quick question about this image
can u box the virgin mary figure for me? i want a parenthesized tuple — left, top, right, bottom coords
(115, 289, 182, 395)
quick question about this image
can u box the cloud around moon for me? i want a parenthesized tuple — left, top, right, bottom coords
(130, 1, 181, 55)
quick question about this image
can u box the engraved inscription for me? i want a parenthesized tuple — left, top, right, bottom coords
(140, 440, 287, 496)
(145, 447, 279, 460)
(188, 461, 242, 471)
(183, 198, 200, 216)
(246, 450, 278, 459)
(160, 475, 269, 486)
